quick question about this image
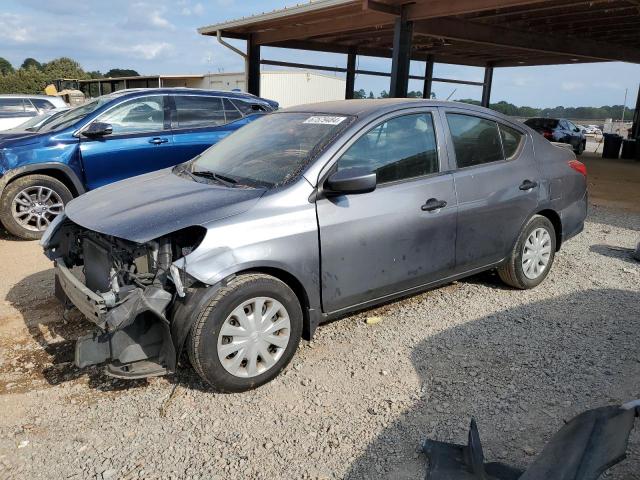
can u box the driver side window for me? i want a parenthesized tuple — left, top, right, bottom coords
(97, 96, 165, 135)
(337, 113, 439, 184)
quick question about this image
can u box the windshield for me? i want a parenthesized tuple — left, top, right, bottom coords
(191, 112, 354, 187)
(10, 110, 66, 132)
(12, 113, 51, 130)
(39, 98, 107, 132)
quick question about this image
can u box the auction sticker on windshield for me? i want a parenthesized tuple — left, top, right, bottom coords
(303, 116, 347, 125)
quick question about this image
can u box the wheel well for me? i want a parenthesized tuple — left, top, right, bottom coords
(239, 267, 312, 337)
(9, 169, 80, 197)
(536, 209, 562, 250)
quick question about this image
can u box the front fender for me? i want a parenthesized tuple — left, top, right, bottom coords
(0, 162, 85, 197)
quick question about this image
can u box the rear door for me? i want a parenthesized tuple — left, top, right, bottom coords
(443, 108, 540, 271)
(79, 95, 172, 189)
(169, 95, 254, 161)
(316, 109, 457, 313)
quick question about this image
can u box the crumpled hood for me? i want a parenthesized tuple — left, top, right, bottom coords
(64, 168, 266, 243)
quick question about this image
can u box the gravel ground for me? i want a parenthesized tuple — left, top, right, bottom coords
(0, 203, 639, 480)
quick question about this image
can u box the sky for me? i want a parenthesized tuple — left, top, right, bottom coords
(1, 0, 639, 108)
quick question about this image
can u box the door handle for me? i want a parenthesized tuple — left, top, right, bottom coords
(421, 198, 447, 212)
(149, 137, 168, 145)
(519, 180, 538, 191)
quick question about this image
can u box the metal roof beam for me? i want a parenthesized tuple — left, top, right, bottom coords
(413, 17, 640, 63)
(252, 0, 550, 45)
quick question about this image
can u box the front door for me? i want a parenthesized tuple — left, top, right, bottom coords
(80, 95, 173, 190)
(316, 110, 457, 313)
(443, 109, 540, 271)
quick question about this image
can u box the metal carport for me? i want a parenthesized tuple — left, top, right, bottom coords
(199, 0, 640, 136)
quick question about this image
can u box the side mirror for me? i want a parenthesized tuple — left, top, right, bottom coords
(324, 167, 376, 195)
(82, 122, 113, 137)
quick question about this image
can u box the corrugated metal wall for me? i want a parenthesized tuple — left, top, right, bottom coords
(199, 70, 346, 107)
(261, 71, 345, 108)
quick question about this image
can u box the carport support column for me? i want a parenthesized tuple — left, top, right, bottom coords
(389, 7, 412, 98)
(422, 55, 434, 99)
(481, 63, 494, 108)
(247, 34, 261, 96)
(631, 83, 640, 140)
(345, 48, 357, 100)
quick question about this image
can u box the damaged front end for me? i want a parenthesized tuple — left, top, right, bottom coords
(42, 215, 206, 379)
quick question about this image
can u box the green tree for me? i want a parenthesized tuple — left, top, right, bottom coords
(21, 58, 42, 71)
(42, 57, 86, 80)
(0, 57, 14, 75)
(353, 88, 366, 99)
(368, 91, 374, 99)
(379, 90, 389, 98)
(0, 67, 46, 94)
(105, 68, 139, 77)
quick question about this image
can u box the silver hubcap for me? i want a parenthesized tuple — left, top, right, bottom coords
(217, 297, 291, 378)
(522, 227, 552, 279)
(11, 186, 64, 232)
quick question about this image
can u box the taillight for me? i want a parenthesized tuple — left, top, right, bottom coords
(542, 130, 553, 139)
(568, 159, 587, 177)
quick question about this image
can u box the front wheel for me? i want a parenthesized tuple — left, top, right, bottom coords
(188, 273, 302, 392)
(498, 215, 556, 289)
(0, 174, 73, 240)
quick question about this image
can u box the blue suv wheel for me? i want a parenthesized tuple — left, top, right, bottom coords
(0, 174, 73, 240)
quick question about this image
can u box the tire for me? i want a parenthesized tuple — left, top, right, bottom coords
(498, 215, 556, 289)
(188, 273, 302, 393)
(574, 140, 585, 155)
(0, 174, 73, 240)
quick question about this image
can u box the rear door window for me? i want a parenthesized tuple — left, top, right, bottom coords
(446, 113, 503, 168)
(337, 112, 439, 184)
(174, 95, 225, 128)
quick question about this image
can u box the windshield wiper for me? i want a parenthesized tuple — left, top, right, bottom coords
(191, 169, 238, 186)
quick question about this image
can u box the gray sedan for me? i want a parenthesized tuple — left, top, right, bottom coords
(42, 99, 587, 392)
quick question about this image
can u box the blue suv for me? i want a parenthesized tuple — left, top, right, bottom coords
(0, 88, 277, 239)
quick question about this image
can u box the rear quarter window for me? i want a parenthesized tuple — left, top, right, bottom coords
(499, 124, 524, 159)
(31, 99, 56, 111)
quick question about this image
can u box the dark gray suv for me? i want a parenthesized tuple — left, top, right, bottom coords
(42, 99, 588, 392)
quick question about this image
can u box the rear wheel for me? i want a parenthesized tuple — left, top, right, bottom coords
(574, 140, 585, 155)
(188, 273, 302, 392)
(498, 215, 556, 289)
(0, 175, 73, 240)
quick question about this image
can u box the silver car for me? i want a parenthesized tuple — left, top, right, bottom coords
(42, 99, 588, 392)
(0, 94, 68, 131)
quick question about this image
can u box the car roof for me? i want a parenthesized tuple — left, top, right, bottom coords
(281, 98, 508, 119)
(0, 94, 66, 99)
(101, 88, 270, 102)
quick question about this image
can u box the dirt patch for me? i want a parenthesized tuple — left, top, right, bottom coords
(1, 201, 639, 478)
(580, 150, 640, 213)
